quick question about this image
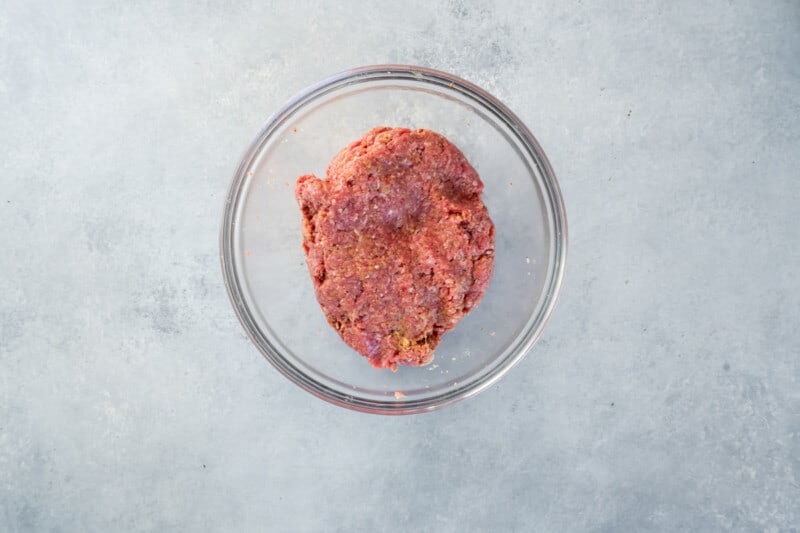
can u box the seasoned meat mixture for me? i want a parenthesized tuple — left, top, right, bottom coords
(295, 127, 495, 370)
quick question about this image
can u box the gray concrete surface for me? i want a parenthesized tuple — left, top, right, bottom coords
(2, 1, 799, 531)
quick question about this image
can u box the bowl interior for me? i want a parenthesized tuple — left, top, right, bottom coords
(224, 68, 564, 413)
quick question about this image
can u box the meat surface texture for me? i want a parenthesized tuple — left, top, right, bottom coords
(295, 127, 495, 370)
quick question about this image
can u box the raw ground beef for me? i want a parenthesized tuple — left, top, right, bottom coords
(295, 127, 495, 370)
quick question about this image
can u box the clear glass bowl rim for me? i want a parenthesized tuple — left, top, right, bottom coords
(220, 64, 568, 415)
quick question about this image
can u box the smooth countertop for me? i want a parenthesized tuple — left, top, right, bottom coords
(2, 1, 798, 531)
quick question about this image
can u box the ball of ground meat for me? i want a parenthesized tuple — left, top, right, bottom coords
(295, 127, 495, 370)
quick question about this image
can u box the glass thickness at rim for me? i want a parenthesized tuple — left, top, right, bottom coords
(220, 65, 568, 415)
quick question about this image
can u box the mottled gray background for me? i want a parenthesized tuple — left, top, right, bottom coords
(2, 1, 799, 531)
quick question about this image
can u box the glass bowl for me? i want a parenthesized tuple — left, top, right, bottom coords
(220, 65, 567, 414)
